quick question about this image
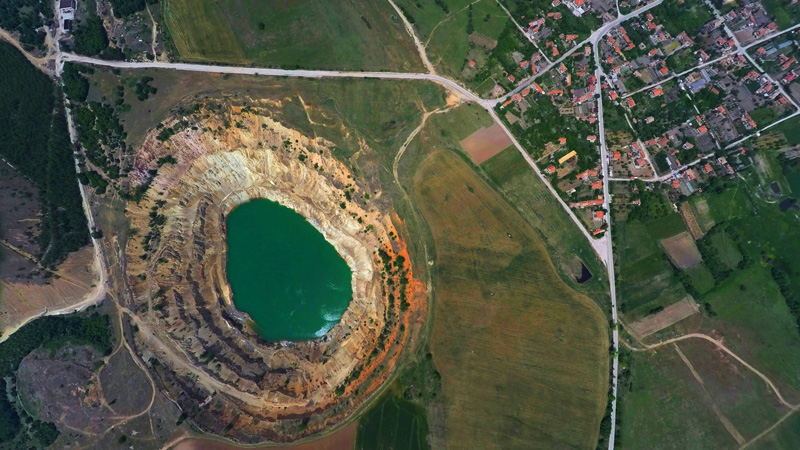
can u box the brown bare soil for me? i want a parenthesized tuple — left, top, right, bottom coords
(660, 231, 702, 269)
(628, 297, 700, 338)
(0, 160, 98, 339)
(459, 122, 513, 164)
(17, 346, 114, 434)
(679, 202, 705, 240)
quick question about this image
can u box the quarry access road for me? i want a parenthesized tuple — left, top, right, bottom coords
(59, 53, 492, 108)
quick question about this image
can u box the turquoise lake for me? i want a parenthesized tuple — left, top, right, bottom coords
(225, 199, 353, 341)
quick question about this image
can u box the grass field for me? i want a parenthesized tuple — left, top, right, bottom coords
(620, 348, 742, 449)
(618, 336, 793, 450)
(481, 147, 610, 301)
(162, 0, 245, 64)
(395, 0, 510, 80)
(85, 67, 445, 156)
(356, 389, 429, 450)
(621, 266, 800, 448)
(676, 339, 789, 441)
(161, 0, 424, 71)
(615, 217, 689, 317)
(767, 116, 800, 146)
(752, 410, 800, 449)
(621, 162, 800, 447)
(412, 150, 608, 449)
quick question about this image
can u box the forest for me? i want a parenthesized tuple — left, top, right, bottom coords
(0, 42, 89, 266)
(0, 0, 52, 49)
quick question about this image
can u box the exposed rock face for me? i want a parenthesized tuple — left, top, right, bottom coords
(122, 105, 424, 442)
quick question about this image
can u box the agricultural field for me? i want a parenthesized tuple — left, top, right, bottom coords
(620, 157, 800, 448)
(160, 0, 424, 71)
(411, 149, 609, 449)
(356, 389, 429, 450)
(614, 214, 690, 318)
(618, 340, 788, 450)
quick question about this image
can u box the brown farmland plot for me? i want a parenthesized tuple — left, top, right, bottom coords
(413, 150, 609, 450)
(628, 297, 699, 338)
(459, 122, 513, 164)
(660, 232, 702, 269)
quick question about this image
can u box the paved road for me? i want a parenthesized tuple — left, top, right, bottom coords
(592, 31, 621, 450)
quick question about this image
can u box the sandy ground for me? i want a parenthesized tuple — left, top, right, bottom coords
(0, 246, 98, 339)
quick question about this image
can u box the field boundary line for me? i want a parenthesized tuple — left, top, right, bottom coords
(673, 343, 746, 445)
(740, 404, 800, 449)
(636, 333, 795, 409)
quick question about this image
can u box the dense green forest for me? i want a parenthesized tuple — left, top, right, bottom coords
(0, 42, 88, 266)
(0, 312, 112, 445)
(108, 0, 157, 17)
(72, 0, 111, 57)
(0, 0, 52, 49)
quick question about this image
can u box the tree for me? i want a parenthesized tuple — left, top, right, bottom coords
(72, 15, 109, 56)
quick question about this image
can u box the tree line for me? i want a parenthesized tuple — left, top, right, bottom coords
(0, 42, 89, 266)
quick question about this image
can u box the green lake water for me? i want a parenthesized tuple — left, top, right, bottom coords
(225, 198, 353, 342)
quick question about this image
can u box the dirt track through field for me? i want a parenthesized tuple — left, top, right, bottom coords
(673, 343, 746, 445)
(641, 333, 794, 409)
(623, 330, 800, 447)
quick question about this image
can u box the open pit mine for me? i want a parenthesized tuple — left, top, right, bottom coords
(119, 104, 425, 443)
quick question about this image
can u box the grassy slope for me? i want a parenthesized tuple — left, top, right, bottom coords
(162, 0, 245, 63)
(620, 348, 739, 449)
(397, 0, 509, 80)
(481, 147, 610, 301)
(623, 172, 800, 448)
(162, 0, 424, 71)
(413, 149, 608, 449)
(85, 68, 444, 153)
(615, 216, 688, 317)
(752, 411, 800, 449)
(676, 339, 788, 441)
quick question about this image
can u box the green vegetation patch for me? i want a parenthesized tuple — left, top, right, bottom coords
(0, 43, 88, 266)
(615, 212, 689, 317)
(413, 149, 608, 449)
(618, 348, 739, 449)
(356, 390, 429, 450)
(481, 147, 609, 299)
(162, 0, 245, 64)
(0, 312, 112, 445)
(162, 0, 424, 71)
